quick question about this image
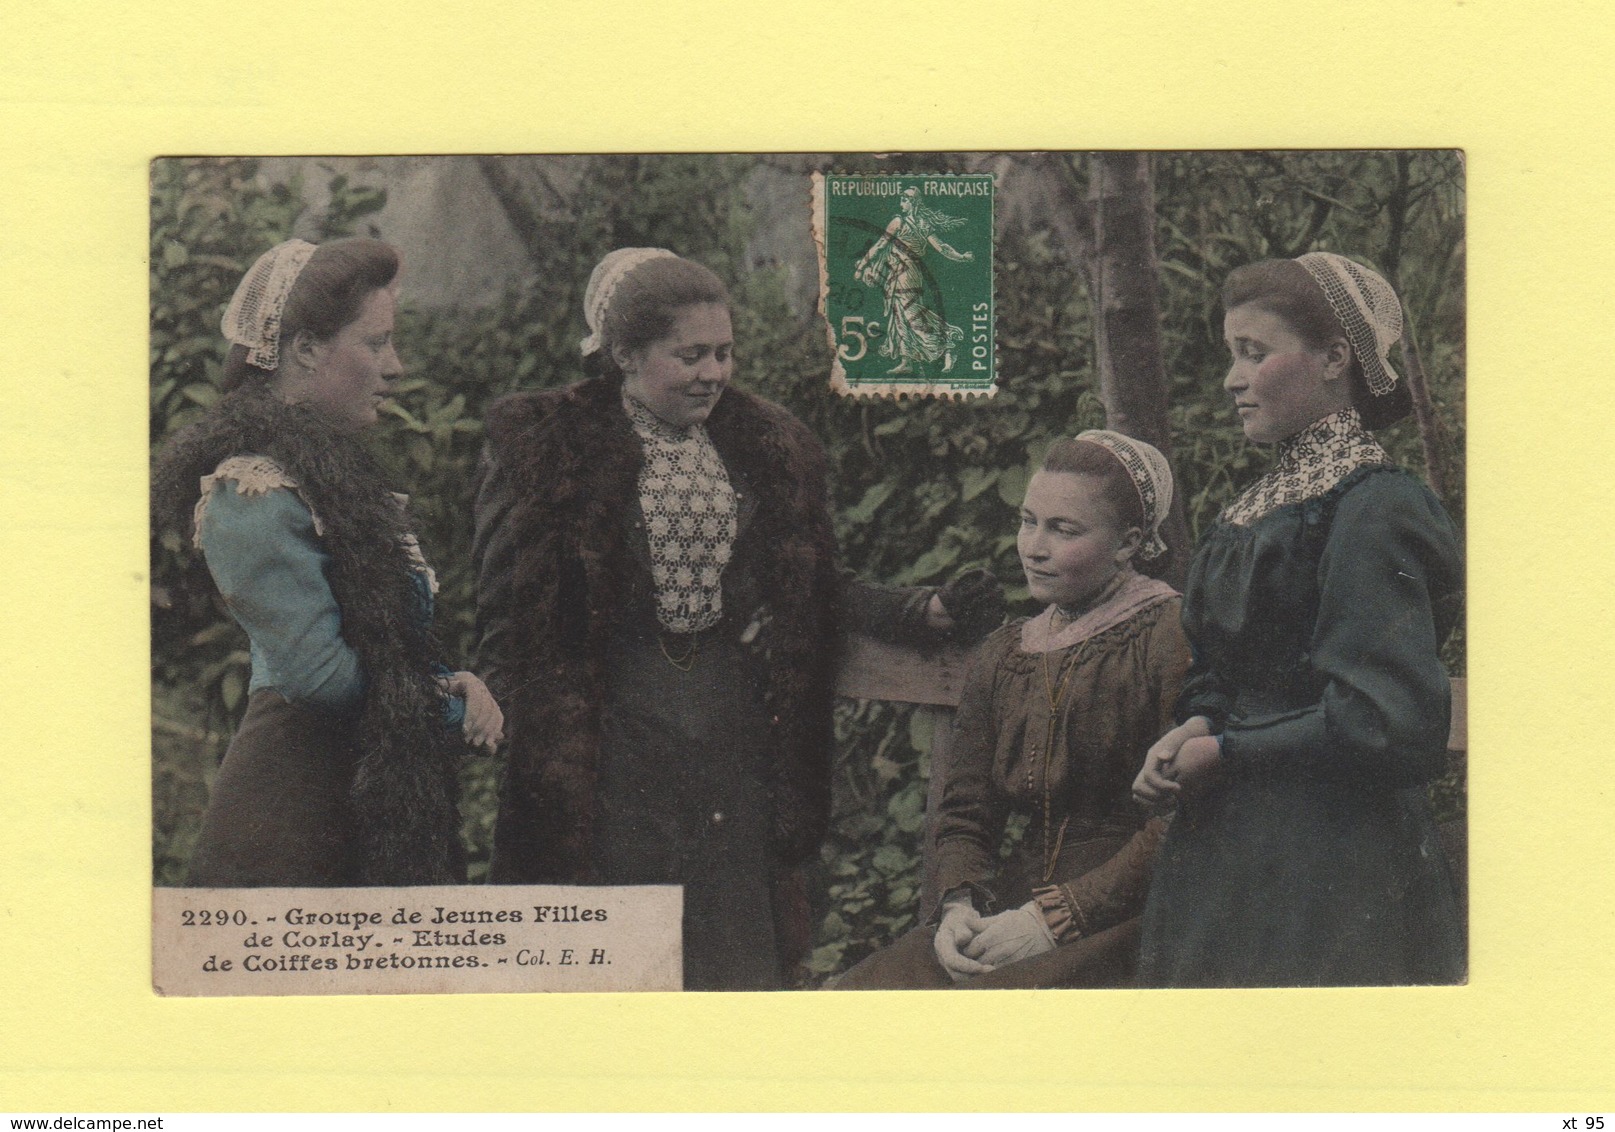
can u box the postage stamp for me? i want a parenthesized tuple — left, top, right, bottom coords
(812, 172, 996, 397)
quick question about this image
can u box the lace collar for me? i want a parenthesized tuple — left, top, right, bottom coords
(1220, 408, 1388, 527)
(625, 391, 695, 442)
(1020, 570, 1179, 654)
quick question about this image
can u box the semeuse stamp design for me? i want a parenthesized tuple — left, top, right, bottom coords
(813, 172, 995, 397)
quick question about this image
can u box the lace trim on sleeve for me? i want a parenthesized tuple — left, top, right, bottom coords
(192, 455, 324, 548)
(1031, 882, 1089, 944)
(390, 493, 439, 596)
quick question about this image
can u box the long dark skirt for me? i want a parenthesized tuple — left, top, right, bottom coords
(593, 628, 780, 991)
(1137, 775, 1466, 987)
(185, 689, 360, 887)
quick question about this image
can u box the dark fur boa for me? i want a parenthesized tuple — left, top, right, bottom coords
(153, 386, 463, 885)
(475, 377, 842, 883)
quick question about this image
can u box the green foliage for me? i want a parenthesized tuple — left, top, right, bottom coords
(1151, 151, 1466, 540)
(148, 158, 391, 881)
(150, 153, 1467, 967)
(808, 700, 930, 975)
(149, 158, 299, 870)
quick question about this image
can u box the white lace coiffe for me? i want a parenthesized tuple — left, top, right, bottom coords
(579, 247, 678, 358)
(220, 239, 318, 371)
(1072, 429, 1175, 560)
(626, 396, 738, 634)
(1294, 252, 1404, 398)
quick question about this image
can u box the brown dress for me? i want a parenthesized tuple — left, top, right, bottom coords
(835, 574, 1190, 989)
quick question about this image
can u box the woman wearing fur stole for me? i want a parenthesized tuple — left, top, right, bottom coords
(474, 249, 1001, 989)
(153, 238, 501, 887)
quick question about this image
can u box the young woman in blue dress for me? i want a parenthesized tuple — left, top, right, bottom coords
(154, 238, 501, 886)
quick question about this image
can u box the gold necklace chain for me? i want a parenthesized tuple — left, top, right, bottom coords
(659, 632, 699, 672)
(1031, 571, 1126, 883)
(1039, 616, 1077, 883)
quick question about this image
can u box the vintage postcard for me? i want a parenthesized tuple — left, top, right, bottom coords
(150, 151, 1466, 997)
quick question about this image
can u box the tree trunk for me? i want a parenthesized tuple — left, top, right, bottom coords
(1087, 153, 1191, 587)
(474, 157, 549, 265)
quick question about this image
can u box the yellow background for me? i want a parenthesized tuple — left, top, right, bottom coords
(2, 0, 1609, 1112)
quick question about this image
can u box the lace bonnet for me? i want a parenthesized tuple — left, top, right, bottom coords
(580, 247, 678, 357)
(221, 239, 318, 372)
(1294, 252, 1403, 399)
(1073, 429, 1174, 560)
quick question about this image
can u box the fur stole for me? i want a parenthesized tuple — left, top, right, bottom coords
(476, 377, 842, 883)
(153, 386, 463, 885)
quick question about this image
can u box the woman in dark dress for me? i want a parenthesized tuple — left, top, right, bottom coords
(1133, 253, 1464, 986)
(473, 249, 999, 990)
(153, 238, 502, 887)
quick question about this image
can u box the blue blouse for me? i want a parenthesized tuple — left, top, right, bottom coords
(197, 480, 464, 727)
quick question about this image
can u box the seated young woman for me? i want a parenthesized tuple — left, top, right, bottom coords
(833, 432, 1190, 989)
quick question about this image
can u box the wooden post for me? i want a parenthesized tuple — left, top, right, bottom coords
(918, 706, 956, 915)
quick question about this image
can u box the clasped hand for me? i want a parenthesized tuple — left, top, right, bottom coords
(438, 670, 505, 754)
(933, 896, 1056, 983)
(1132, 717, 1222, 809)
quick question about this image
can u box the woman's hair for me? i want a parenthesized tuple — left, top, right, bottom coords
(222, 237, 400, 390)
(1222, 259, 1358, 372)
(1039, 438, 1145, 532)
(583, 256, 730, 379)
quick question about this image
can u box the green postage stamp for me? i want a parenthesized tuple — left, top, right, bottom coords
(812, 172, 996, 397)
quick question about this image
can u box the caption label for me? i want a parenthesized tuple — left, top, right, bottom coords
(153, 884, 682, 995)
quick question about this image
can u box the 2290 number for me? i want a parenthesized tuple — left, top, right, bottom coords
(180, 908, 249, 927)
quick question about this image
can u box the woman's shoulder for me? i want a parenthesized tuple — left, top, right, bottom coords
(987, 617, 1030, 653)
(706, 386, 830, 483)
(962, 618, 1034, 682)
(1086, 590, 1184, 649)
(194, 460, 320, 551)
(1045, 592, 1185, 671)
(483, 377, 615, 454)
(202, 454, 299, 497)
(711, 385, 822, 446)
(1327, 465, 1454, 539)
(1332, 463, 1443, 508)
(1327, 465, 1460, 567)
(1136, 591, 1189, 653)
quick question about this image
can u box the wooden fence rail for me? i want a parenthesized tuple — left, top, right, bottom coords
(835, 634, 1468, 913)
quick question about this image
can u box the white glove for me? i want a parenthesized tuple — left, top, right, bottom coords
(932, 896, 991, 983)
(962, 901, 1057, 968)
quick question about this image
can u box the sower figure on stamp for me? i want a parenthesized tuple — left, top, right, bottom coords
(152, 238, 502, 888)
(1132, 254, 1465, 987)
(855, 187, 975, 375)
(834, 432, 1190, 989)
(473, 249, 1003, 991)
